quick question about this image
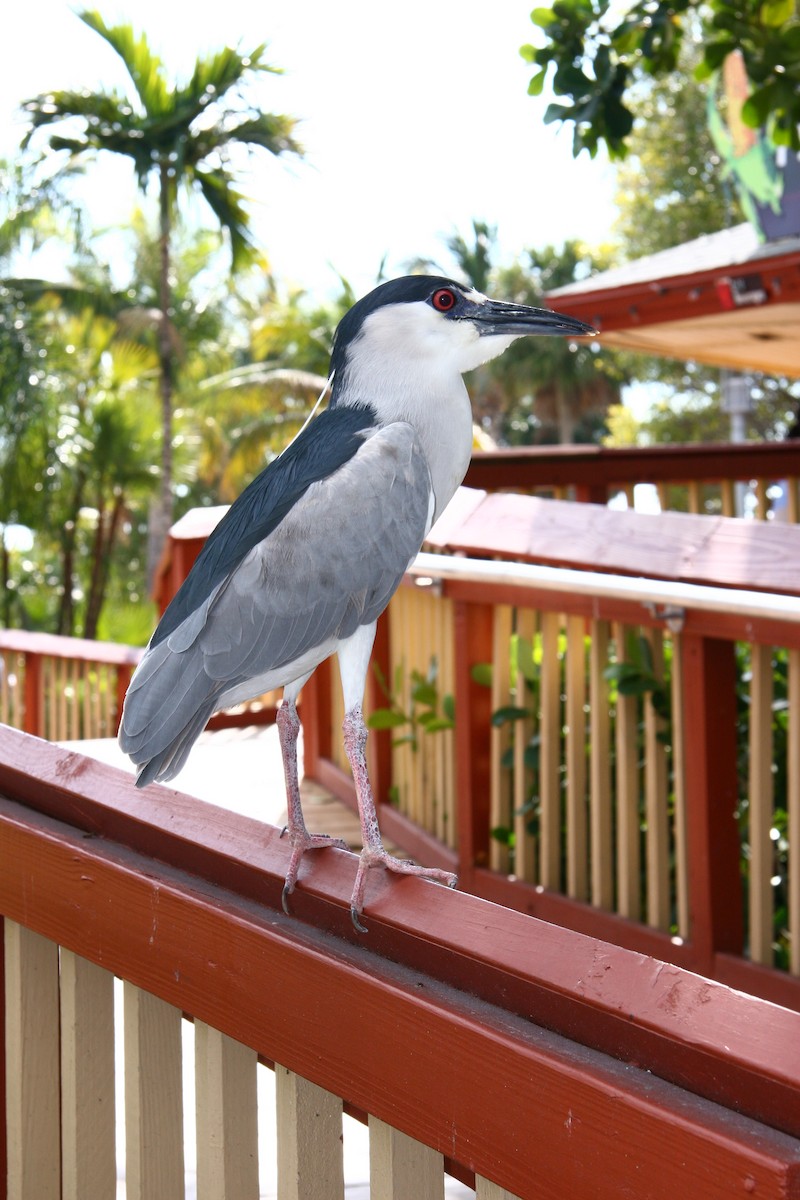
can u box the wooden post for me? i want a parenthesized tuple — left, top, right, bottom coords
(453, 599, 494, 889)
(369, 1116, 443, 1199)
(22, 653, 42, 739)
(300, 658, 333, 782)
(680, 634, 743, 969)
(369, 610, 394, 812)
(275, 1066, 343, 1200)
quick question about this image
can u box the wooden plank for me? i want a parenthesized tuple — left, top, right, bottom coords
(680, 636, 743, 964)
(60, 950, 116, 1200)
(4, 919, 60, 1200)
(539, 611, 562, 891)
(644, 628, 671, 931)
(124, 983, 184, 1200)
(749, 644, 775, 966)
(613, 624, 641, 922)
(453, 601, 494, 886)
(670, 635, 690, 940)
(589, 620, 613, 910)
(513, 609, 538, 884)
(276, 1066, 344, 1200)
(195, 1022, 259, 1200)
(476, 1178, 523, 1200)
(490, 606, 514, 874)
(425, 490, 800, 596)
(565, 615, 588, 901)
(369, 1115, 443, 1200)
(790, 649, 800, 976)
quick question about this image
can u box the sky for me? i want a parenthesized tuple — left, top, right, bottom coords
(0, 0, 620, 299)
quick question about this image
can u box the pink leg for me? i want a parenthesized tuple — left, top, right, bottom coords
(343, 705, 457, 932)
(277, 699, 348, 912)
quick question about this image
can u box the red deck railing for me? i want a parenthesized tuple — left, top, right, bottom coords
(1, 729, 799, 1199)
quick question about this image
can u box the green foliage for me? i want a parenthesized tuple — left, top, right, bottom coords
(368, 658, 455, 750)
(521, 0, 800, 159)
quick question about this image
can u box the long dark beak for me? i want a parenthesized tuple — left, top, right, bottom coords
(463, 298, 596, 339)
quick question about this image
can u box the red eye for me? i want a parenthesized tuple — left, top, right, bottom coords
(431, 288, 457, 312)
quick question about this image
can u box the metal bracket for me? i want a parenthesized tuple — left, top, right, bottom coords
(643, 603, 686, 633)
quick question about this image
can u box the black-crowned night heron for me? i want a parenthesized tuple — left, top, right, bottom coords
(119, 275, 594, 928)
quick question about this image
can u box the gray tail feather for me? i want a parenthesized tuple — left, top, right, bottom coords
(132, 700, 220, 788)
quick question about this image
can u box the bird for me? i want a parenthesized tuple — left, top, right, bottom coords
(119, 274, 595, 929)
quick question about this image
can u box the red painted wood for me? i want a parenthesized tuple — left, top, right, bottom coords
(0, 630, 142, 667)
(464, 441, 800, 493)
(681, 636, 744, 962)
(0, 731, 799, 1143)
(369, 610, 393, 813)
(21, 652, 41, 738)
(453, 600, 494, 886)
(1, 794, 799, 1199)
(0, 917, 6, 1200)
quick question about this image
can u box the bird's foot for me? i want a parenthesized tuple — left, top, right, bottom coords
(280, 827, 349, 915)
(350, 847, 457, 933)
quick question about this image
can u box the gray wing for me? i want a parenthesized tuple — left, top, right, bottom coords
(120, 422, 432, 784)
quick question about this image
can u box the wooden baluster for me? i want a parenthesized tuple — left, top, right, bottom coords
(671, 634, 690, 940)
(644, 628, 671, 931)
(789, 647, 800, 976)
(275, 1066, 344, 1200)
(565, 614, 588, 901)
(368, 1115, 442, 1199)
(4, 920, 60, 1200)
(539, 610, 562, 892)
(476, 1178, 524, 1200)
(589, 619, 613, 911)
(124, 983, 184, 1200)
(613, 623, 641, 921)
(749, 643, 774, 965)
(195, 1023, 259, 1200)
(490, 606, 514, 875)
(60, 951, 116, 1200)
(513, 609, 538, 884)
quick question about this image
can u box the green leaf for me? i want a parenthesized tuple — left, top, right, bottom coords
(367, 709, 407, 730)
(471, 662, 493, 687)
(490, 825, 516, 846)
(492, 705, 531, 727)
(530, 7, 558, 28)
(761, 0, 794, 25)
(423, 717, 455, 734)
(411, 680, 438, 707)
(442, 693, 456, 721)
(527, 69, 547, 97)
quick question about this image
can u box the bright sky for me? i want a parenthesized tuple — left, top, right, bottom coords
(0, 0, 619, 298)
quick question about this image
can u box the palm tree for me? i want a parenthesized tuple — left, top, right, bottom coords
(20, 9, 301, 569)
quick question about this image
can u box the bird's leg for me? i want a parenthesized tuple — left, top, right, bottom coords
(277, 698, 347, 913)
(343, 705, 457, 932)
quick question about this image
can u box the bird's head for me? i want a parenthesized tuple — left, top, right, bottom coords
(330, 274, 595, 402)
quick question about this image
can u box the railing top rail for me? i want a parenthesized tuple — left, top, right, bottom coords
(410, 552, 800, 626)
(0, 628, 143, 666)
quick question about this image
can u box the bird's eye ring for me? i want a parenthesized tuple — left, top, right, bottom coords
(431, 288, 457, 312)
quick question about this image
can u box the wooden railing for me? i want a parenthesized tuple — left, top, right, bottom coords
(303, 493, 800, 1012)
(0, 630, 141, 741)
(1, 728, 799, 1200)
(464, 441, 800, 519)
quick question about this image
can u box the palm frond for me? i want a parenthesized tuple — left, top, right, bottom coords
(77, 10, 170, 117)
(191, 167, 257, 270)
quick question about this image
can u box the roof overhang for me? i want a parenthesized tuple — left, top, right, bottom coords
(545, 224, 800, 377)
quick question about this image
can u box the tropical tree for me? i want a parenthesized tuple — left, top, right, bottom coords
(20, 8, 301, 569)
(521, 0, 800, 160)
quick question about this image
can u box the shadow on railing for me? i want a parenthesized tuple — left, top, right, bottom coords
(1, 729, 799, 1199)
